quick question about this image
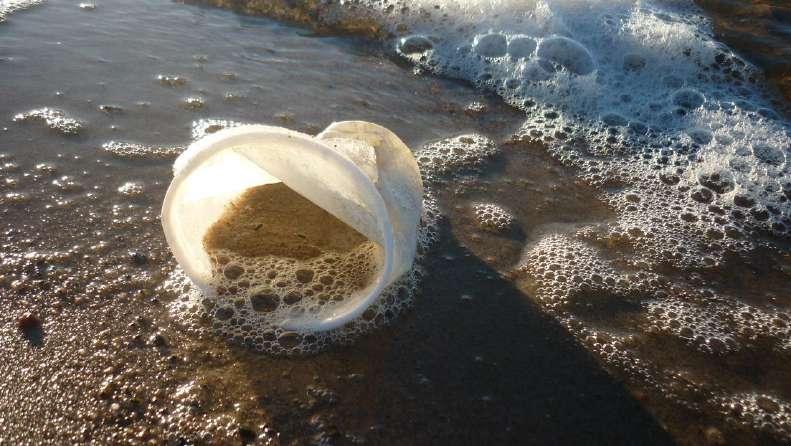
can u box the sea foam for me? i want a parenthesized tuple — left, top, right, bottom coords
(388, 0, 789, 267)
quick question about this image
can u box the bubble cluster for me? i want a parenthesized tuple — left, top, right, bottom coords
(518, 232, 660, 309)
(415, 134, 498, 180)
(12, 108, 82, 135)
(519, 230, 790, 348)
(716, 393, 791, 439)
(398, 35, 433, 56)
(190, 118, 245, 140)
(647, 298, 738, 354)
(647, 297, 791, 355)
(594, 163, 755, 269)
(117, 181, 144, 197)
(385, 0, 791, 267)
(199, 242, 381, 353)
(222, 91, 245, 102)
(156, 74, 188, 87)
(471, 202, 514, 232)
(98, 104, 123, 114)
(2, 191, 29, 205)
(51, 175, 83, 192)
(182, 96, 205, 110)
(464, 101, 487, 116)
(511, 221, 791, 438)
(102, 141, 184, 160)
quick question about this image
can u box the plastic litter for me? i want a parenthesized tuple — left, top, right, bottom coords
(162, 121, 423, 332)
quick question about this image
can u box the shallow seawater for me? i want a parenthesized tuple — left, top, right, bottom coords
(0, 0, 789, 445)
(696, 0, 791, 107)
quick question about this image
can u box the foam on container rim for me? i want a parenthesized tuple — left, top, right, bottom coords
(162, 121, 423, 332)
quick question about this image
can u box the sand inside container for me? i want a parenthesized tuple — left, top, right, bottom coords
(203, 183, 382, 305)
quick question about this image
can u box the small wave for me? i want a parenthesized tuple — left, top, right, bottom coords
(0, 0, 44, 23)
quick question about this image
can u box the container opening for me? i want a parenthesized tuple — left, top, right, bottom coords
(202, 181, 385, 328)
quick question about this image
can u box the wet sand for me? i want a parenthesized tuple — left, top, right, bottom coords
(204, 183, 368, 260)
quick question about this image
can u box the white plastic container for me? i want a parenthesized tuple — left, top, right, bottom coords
(162, 121, 423, 332)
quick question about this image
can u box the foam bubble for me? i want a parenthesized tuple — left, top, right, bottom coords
(13, 108, 82, 135)
(716, 393, 791, 439)
(474, 33, 508, 58)
(51, 175, 82, 192)
(472, 202, 515, 232)
(646, 297, 791, 355)
(2, 192, 29, 204)
(398, 35, 433, 55)
(508, 36, 536, 59)
(190, 119, 246, 140)
(117, 181, 144, 197)
(102, 141, 184, 160)
(182, 96, 205, 110)
(535, 36, 596, 75)
(415, 134, 498, 180)
(464, 101, 488, 115)
(197, 240, 382, 353)
(672, 88, 705, 109)
(156, 74, 188, 87)
(222, 91, 245, 102)
(518, 232, 659, 309)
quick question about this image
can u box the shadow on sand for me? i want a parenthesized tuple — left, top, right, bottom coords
(230, 222, 675, 445)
